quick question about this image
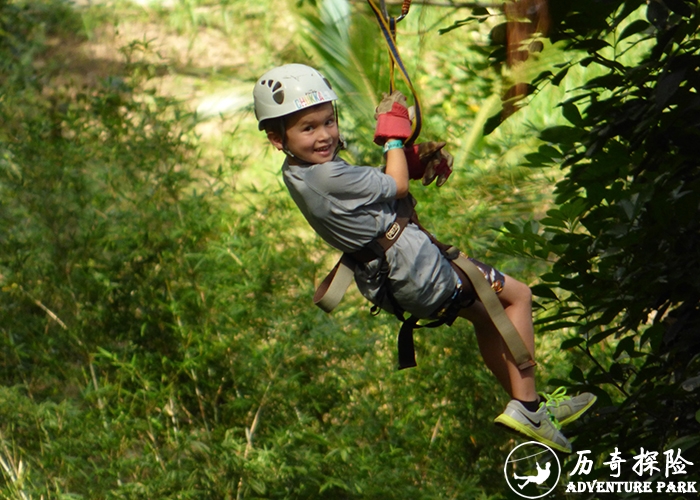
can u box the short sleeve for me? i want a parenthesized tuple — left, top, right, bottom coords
(281, 158, 398, 253)
(306, 162, 397, 210)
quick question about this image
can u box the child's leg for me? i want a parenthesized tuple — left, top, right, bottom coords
(458, 274, 537, 401)
(458, 274, 583, 453)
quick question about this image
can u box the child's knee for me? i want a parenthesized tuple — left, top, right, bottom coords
(504, 276, 532, 303)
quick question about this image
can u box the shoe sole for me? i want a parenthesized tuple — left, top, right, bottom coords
(557, 395, 597, 426)
(494, 414, 572, 454)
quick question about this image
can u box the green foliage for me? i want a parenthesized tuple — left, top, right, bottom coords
(456, 0, 700, 486)
(1, 1, 550, 498)
(18, 0, 697, 496)
(0, 0, 81, 83)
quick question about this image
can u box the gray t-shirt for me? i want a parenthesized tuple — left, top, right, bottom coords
(282, 157, 457, 318)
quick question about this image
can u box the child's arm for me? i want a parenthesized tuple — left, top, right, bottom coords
(373, 91, 412, 199)
(385, 140, 409, 198)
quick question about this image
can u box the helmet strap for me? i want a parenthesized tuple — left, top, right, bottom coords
(280, 133, 298, 160)
(332, 103, 346, 157)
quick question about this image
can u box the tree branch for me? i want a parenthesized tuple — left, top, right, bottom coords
(353, 0, 501, 10)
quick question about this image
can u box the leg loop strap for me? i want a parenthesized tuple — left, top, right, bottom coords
(448, 249, 536, 371)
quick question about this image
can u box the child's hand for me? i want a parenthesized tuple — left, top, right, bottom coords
(404, 142, 453, 187)
(374, 91, 413, 145)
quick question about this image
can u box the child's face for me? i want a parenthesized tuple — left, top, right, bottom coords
(269, 102, 339, 165)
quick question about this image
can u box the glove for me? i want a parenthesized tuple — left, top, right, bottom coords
(404, 141, 454, 187)
(373, 91, 413, 145)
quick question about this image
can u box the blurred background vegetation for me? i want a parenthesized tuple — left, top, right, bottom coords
(1, 0, 698, 498)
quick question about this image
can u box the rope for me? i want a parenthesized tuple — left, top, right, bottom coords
(367, 0, 422, 145)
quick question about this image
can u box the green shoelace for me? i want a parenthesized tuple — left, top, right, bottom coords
(543, 386, 568, 408)
(540, 387, 569, 429)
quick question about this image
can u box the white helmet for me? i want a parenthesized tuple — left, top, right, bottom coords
(253, 64, 338, 130)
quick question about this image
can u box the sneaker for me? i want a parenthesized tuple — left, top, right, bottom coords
(494, 400, 572, 453)
(542, 387, 597, 426)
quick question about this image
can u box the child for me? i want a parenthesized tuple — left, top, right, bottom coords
(253, 63, 594, 453)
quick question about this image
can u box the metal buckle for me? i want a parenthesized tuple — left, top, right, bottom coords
(435, 287, 461, 319)
(385, 222, 401, 240)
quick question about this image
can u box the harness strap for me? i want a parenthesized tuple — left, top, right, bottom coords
(351, 195, 415, 263)
(395, 253, 536, 371)
(398, 316, 419, 368)
(313, 254, 356, 313)
(367, 0, 422, 145)
(314, 196, 414, 312)
(404, 210, 534, 368)
(449, 252, 536, 371)
(397, 307, 463, 369)
(314, 195, 536, 371)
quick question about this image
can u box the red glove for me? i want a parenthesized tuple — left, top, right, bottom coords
(373, 91, 413, 145)
(404, 142, 454, 187)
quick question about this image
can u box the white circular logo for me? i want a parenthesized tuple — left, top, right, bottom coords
(504, 441, 561, 498)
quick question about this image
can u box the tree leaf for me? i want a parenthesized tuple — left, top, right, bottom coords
(531, 284, 558, 300)
(551, 66, 570, 86)
(570, 365, 585, 382)
(561, 337, 585, 349)
(656, 67, 687, 109)
(561, 102, 584, 125)
(662, 0, 693, 17)
(619, 19, 650, 41)
(572, 39, 612, 53)
(539, 125, 584, 144)
(613, 336, 636, 359)
(647, 0, 669, 28)
(483, 111, 503, 135)
(583, 73, 625, 90)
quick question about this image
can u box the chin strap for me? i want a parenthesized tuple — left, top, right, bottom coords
(282, 145, 296, 159)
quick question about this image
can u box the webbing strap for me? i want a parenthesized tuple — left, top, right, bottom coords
(398, 316, 419, 369)
(367, 0, 422, 145)
(451, 253, 536, 371)
(313, 255, 356, 313)
(314, 197, 414, 312)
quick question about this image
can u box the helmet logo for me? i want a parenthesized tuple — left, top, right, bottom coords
(261, 79, 285, 105)
(294, 90, 332, 110)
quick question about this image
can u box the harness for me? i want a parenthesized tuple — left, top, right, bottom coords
(314, 195, 536, 372)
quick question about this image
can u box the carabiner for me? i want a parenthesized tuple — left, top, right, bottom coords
(380, 0, 411, 24)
